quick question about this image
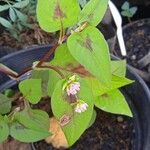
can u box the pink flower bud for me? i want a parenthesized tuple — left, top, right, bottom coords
(66, 82, 80, 96)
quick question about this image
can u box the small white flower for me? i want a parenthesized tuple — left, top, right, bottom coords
(75, 101, 88, 113)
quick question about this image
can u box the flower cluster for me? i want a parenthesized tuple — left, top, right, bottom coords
(75, 100, 88, 113)
(63, 75, 80, 96)
(66, 82, 80, 96)
(63, 75, 88, 113)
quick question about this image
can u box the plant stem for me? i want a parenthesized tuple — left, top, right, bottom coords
(36, 43, 59, 67)
(39, 64, 65, 79)
(1, 22, 89, 79)
(128, 17, 132, 23)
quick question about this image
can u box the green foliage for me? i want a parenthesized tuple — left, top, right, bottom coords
(0, 116, 9, 143)
(0, 0, 35, 40)
(4, 89, 15, 98)
(85, 75, 133, 96)
(0, 17, 13, 29)
(47, 70, 61, 96)
(87, 109, 97, 128)
(67, 26, 111, 85)
(10, 122, 50, 142)
(111, 60, 126, 77)
(121, 1, 138, 18)
(19, 79, 42, 104)
(31, 69, 49, 96)
(0, 93, 12, 114)
(51, 79, 94, 146)
(37, 0, 81, 32)
(50, 43, 78, 69)
(15, 109, 50, 132)
(95, 89, 132, 117)
(78, 0, 108, 26)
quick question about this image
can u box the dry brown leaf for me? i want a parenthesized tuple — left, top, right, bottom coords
(45, 117, 68, 149)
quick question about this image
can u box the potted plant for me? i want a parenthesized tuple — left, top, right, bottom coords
(0, 0, 150, 149)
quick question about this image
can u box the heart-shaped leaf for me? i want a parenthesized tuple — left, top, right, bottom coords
(51, 79, 94, 146)
(37, 0, 81, 32)
(15, 109, 50, 132)
(0, 93, 12, 115)
(10, 122, 51, 142)
(67, 26, 111, 85)
(78, 0, 108, 26)
(0, 116, 9, 143)
(19, 79, 42, 104)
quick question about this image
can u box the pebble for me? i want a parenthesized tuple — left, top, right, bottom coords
(131, 55, 136, 60)
(117, 116, 124, 122)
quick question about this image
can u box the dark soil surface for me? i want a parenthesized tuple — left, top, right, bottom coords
(0, 17, 56, 51)
(114, 19, 150, 86)
(34, 99, 134, 150)
(115, 19, 150, 68)
(123, 19, 150, 69)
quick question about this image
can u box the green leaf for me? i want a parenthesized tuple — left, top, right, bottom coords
(13, 0, 29, 8)
(111, 60, 126, 77)
(87, 109, 96, 128)
(51, 80, 72, 119)
(121, 1, 130, 10)
(0, 116, 9, 143)
(19, 79, 42, 104)
(9, 8, 16, 22)
(78, 0, 108, 26)
(129, 7, 137, 15)
(95, 89, 133, 117)
(51, 79, 94, 146)
(0, 17, 13, 29)
(85, 75, 133, 96)
(47, 70, 61, 97)
(67, 26, 111, 85)
(121, 10, 131, 17)
(4, 89, 15, 98)
(15, 109, 50, 132)
(50, 43, 78, 69)
(0, 93, 12, 115)
(31, 69, 49, 96)
(37, 0, 81, 32)
(0, 5, 10, 12)
(14, 9, 27, 22)
(10, 122, 51, 142)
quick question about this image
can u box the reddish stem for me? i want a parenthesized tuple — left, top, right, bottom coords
(39, 65, 65, 79)
(36, 43, 59, 67)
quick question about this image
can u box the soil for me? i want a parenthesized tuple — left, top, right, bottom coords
(114, 19, 150, 85)
(0, 17, 56, 51)
(123, 19, 150, 69)
(33, 98, 134, 150)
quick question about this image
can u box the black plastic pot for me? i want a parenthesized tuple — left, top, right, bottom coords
(0, 45, 150, 150)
